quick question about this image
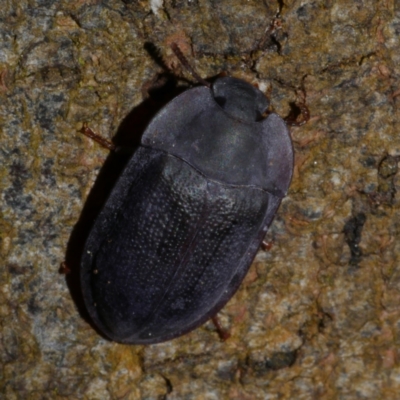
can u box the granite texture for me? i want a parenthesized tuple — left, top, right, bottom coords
(1, 0, 400, 399)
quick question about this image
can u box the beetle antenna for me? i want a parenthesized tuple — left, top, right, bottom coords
(171, 43, 211, 88)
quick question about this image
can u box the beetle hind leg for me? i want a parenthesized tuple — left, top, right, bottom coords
(211, 315, 231, 341)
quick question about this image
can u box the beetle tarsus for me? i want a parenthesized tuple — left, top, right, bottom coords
(171, 43, 211, 88)
(211, 316, 231, 341)
(79, 123, 116, 151)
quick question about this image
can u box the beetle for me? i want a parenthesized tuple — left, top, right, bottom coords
(80, 44, 296, 344)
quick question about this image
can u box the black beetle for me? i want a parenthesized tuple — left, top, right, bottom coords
(80, 45, 294, 344)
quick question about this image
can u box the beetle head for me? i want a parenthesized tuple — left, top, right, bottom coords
(212, 77, 269, 123)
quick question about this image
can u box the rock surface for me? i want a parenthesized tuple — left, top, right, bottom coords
(1, 0, 400, 399)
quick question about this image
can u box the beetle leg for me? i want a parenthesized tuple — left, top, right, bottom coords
(170, 43, 211, 88)
(79, 123, 116, 151)
(261, 240, 274, 251)
(59, 261, 71, 275)
(285, 89, 310, 127)
(211, 316, 231, 341)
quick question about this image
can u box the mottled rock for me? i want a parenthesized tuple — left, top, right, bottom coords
(1, 0, 400, 399)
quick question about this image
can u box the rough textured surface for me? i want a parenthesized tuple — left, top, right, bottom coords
(1, 0, 400, 399)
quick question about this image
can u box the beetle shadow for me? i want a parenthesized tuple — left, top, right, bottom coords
(63, 56, 189, 336)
